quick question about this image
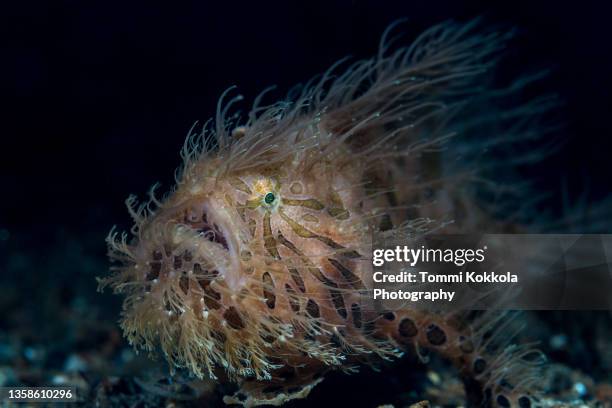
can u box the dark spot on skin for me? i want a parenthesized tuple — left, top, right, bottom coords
(197, 268, 217, 290)
(212, 330, 226, 344)
(173, 256, 182, 270)
(327, 207, 349, 219)
(383, 311, 395, 321)
(426, 324, 447, 346)
(147, 262, 161, 281)
(306, 299, 320, 318)
(288, 268, 306, 292)
(379, 213, 393, 231)
(496, 395, 511, 407)
(330, 289, 347, 319)
(328, 258, 365, 289)
(224, 307, 245, 330)
(351, 303, 362, 329)
(179, 276, 189, 294)
(309, 267, 336, 287)
(183, 251, 193, 262)
(263, 213, 280, 259)
(330, 333, 342, 348)
(398, 318, 418, 337)
(262, 272, 276, 309)
(473, 357, 487, 375)
(215, 233, 229, 250)
(285, 284, 300, 312)
(199, 224, 229, 250)
(277, 230, 308, 259)
(152, 250, 163, 261)
(204, 286, 221, 310)
(260, 332, 275, 344)
(316, 236, 361, 258)
(518, 396, 532, 408)
(278, 231, 306, 293)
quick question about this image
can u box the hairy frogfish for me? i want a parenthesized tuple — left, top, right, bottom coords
(99, 20, 554, 407)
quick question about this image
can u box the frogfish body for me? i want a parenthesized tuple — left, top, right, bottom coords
(100, 21, 548, 407)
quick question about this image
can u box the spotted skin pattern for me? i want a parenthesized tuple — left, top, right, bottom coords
(99, 20, 550, 407)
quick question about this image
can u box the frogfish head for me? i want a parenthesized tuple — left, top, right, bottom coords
(100, 130, 390, 388)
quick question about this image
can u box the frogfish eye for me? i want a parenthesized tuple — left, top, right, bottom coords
(263, 192, 276, 205)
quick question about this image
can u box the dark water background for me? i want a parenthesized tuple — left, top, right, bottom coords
(1, 1, 611, 406)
